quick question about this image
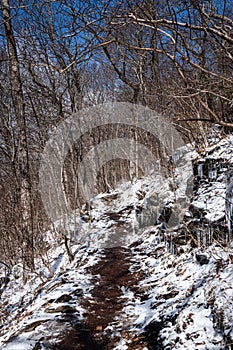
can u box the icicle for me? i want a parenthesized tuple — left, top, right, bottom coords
(200, 228, 203, 246)
(209, 226, 213, 245)
(164, 232, 168, 251)
(171, 240, 175, 255)
(157, 229, 162, 244)
(198, 163, 204, 178)
(197, 230, 201, 248)
(208, 168, 217, 180)
(225, 172, 233, 244)
(203, 227, 207, 247)
(225, 202, 232, 243)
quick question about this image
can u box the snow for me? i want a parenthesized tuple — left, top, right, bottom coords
(0, 134, 233, 349)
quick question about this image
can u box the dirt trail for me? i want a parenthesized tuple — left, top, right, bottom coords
(53, 245, 149, 350)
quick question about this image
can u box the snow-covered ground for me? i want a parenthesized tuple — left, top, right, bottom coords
(0, 134, 233, 349)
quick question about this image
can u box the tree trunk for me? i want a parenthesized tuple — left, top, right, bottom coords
(2, 0, 34, 278)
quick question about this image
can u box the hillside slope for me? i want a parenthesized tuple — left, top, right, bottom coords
(0, 135, 233, 350)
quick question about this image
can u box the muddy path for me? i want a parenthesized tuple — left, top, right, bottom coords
(53, 246, 149, 350)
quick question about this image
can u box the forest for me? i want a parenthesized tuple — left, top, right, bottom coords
(0, 0, 233, 281)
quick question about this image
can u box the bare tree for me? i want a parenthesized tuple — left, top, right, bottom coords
(79, 0, 233, 136)
(2, 0, 34, 278)
(116, 0, 233, 128)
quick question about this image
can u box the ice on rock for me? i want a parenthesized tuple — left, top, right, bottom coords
(225, 170, 233, 242)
